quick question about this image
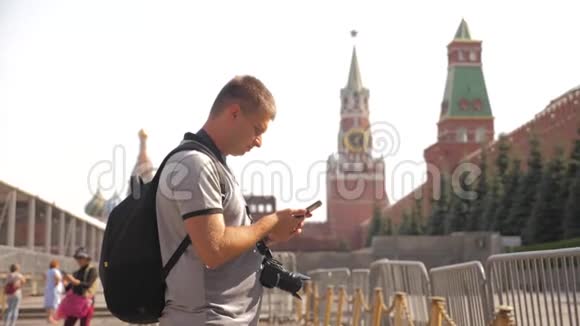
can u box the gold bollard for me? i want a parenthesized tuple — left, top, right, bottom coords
(352, 288, 363, 326)
(323, 286, 334, 326)
(313, 284, 320, 326)
(295, 289, 303, 323)
(493, 305, 515, 326)
(335, 286, 346, 326)
(371, 288, 384, 326)
(429, 297, 445, 326)
(393, 292, 406, 326)
(304, 281, 312, 325)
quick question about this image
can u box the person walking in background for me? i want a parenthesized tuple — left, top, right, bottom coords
(56, 248, 98, 326)
(2, 264, 26, 326)
(44, 259, 63, 324)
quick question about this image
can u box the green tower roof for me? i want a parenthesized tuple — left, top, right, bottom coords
(441, 66, 492, 119)
(454, 19, 471, 40)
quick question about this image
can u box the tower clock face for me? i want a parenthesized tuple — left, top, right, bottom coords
(343, 128, 369, 153)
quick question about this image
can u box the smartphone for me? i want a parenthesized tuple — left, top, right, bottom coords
(306, 200, 322, 213)
(295, 200, 322, 218)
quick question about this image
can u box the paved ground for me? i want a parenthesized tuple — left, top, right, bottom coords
(17, 293, 108, 310)
(9, 317, 128, 325)
(7, 294, 295, 325)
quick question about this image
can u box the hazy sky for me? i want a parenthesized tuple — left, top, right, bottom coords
(1, 0, 579, 223)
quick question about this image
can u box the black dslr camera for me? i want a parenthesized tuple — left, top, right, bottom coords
(257, 240, 310, 300)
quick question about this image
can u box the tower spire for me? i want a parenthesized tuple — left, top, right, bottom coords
(131, 128, 154, 184)
(346, 30, 363, 91)
(454, 18, 472, 40)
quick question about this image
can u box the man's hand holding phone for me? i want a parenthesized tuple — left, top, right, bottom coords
(267, 201, 322, 244)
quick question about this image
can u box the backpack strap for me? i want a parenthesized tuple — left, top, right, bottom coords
(156, 136, 228, 281)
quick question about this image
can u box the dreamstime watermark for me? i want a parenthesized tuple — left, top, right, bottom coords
(86, 121, 483, 203)
(369, 121, 400, 158)
(87, 145, 129, 197)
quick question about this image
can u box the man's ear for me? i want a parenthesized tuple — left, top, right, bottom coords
(227, 103, 241, 119)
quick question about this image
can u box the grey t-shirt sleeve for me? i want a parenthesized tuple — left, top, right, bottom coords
(162, 152, 224, 220)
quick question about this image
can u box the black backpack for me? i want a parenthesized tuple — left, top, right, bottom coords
(99, 134, 226, 324)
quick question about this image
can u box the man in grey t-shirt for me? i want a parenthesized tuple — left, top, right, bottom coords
(155, 75, 312, 325)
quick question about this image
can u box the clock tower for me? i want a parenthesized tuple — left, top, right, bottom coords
(326, 31, 389, 250)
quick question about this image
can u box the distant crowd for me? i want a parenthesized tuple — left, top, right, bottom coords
(1, 247, 98, 326)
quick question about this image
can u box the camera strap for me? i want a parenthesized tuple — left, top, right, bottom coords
(256, 240, 273, 259)
(245, 205, 274, 259)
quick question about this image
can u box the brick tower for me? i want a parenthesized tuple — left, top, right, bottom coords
(326, 31, 389, 250)
(424, 19, 495, 172)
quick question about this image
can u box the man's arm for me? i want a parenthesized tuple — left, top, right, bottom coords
(184, 212, 279, 269)
(162, 153, 274, 269)
(161, 152, 306, 269)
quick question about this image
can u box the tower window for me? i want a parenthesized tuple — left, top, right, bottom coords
(476, 128, 487, 143)
(473, 99, 482, 111)
(469, 50, 477, 62)
(456, 128, 468, 143)
(459, 98, 469, 110)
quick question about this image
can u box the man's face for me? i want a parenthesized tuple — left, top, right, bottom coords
(229, 105, 270, 156)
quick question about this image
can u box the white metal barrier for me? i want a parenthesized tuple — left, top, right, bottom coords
(351, 268, 370, 303)
(430, 261, 489, 326)
(487, 247, 580, 326)
(262, 247, 580, 324)
(370, 259, 431, 325)
(307, 267, 351, 322)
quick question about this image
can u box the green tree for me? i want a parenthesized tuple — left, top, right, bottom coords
(506, 135, 543, 235)
(482, 176, 499, 231)
(567, 128, 580, 176)
(496, 134, 511, 181)
(495, 158, 522, 234)
(411, 198, 425, 234)
(563, 170, 580, 239)
(398, 210, 410, 235)
(468, 148, 489, 231)
(366, 203, 384, 247)
(486, 134, 511, 231)
(561, 128, 580, 206)
(383, 217, 394, 236)
(427, 175, 449, 235)
(563, 129, 580, 239)
(398, 209, 421, 235)
(446, 171, 473, 233)
(525, 147, 566, 244)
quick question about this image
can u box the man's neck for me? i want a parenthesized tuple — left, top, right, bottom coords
(201, 123, 227, 156)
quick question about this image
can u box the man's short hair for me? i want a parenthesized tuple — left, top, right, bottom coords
(9, 264, 18, 273)
(210, 75, 276, 120)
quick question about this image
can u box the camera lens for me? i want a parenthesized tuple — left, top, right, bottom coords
(277, 272, 304, 294)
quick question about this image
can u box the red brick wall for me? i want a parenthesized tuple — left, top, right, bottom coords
(384, 87, 580, 228)
(326, 172, 388, 249)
